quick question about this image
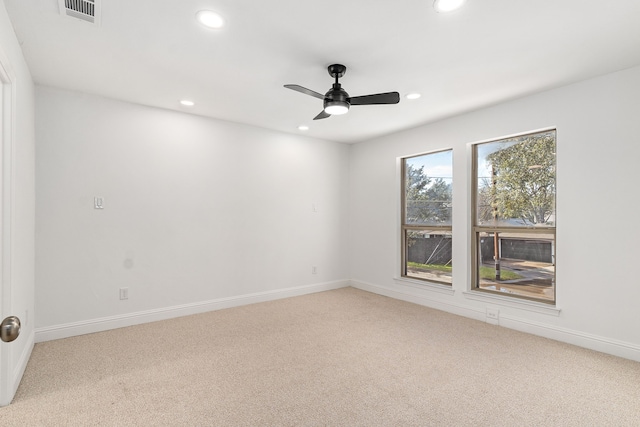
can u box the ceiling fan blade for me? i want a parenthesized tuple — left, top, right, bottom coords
(348, 92, 400, 106)
(284, 84, 325, 100)
(313, 110, 331, 120)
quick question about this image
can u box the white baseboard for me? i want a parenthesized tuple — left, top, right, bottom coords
(35, 278, 640, 362)
(351, 279, 486, 321)
(498, 315, 640, 362)
(350, 279, 640, 362)
(35, 280, 349, 343)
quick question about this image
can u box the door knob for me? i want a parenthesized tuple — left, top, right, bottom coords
(1, 316, 21, 343)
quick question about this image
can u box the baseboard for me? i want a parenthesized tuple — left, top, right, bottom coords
(35, 280, 349, 343)
(350, 279, 640, 362)
(35, 278, 640, 362)
(350, 279, 486, 321)
(497, 315, 640, 362)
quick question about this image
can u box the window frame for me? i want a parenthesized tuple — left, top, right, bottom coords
(400, 149, 453, 286)
(470, 129, 556, 304)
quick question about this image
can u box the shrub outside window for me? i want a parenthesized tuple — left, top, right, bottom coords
(472, 130, 556, 303)
(401, 150, 453, 284)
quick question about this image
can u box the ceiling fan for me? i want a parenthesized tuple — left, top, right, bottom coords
(284, 64, 400, 120)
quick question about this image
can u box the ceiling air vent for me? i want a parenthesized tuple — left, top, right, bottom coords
(59, 0, 101, 25)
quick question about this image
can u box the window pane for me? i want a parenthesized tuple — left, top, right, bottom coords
(404, 150, 453, 226)
(405, 229, 452, 284)
(476, 131, 555, 227)
(477, 231, 555, 301)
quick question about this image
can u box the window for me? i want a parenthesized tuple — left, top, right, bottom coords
(401, 150, 453, 284)
(472, 130, 556, 303)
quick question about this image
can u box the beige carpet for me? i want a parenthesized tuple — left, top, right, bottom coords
(1, 287, 639, 426)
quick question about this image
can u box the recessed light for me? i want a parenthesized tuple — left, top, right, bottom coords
(196, 10, 225, 29)
(180, 100, 195, 106)
(433, 0, 465, 13)
(298, 125, 309, 131)
(406, 93, 421, 100)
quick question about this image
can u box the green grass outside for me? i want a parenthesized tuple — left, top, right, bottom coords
(479, 266, 523, 280)
(407, 262, 452, 273)
(407, 262, 523, 280)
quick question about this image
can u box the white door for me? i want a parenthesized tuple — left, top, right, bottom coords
(0, 52, 33, 407)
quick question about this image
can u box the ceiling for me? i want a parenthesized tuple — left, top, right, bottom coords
(4, 0, 640, 144)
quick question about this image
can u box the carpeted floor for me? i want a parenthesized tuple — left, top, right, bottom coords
(1, 287, 639, 426)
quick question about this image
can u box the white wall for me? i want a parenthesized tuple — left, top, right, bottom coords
(0, 2, 36, 404)
(35, 87, 349, 339)
(349, 65, 640, 361)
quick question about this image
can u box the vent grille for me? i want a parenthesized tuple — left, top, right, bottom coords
(59, 0, 101, 25)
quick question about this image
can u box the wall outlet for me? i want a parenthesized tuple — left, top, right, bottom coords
(119, 287, 129, 300)
(94, 197, 104, 209)
(486, 308, 499, 324)
(312, 266, 317, 275)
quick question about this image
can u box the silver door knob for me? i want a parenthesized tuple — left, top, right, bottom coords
(1, 316, 21, 343)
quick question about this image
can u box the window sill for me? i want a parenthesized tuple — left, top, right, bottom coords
(393, 277, 455, 296)
(462, 290, 561, 316)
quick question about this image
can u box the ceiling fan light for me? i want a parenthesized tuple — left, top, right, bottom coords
(433, 0, 465, 13)
(324, 101, 349, 115)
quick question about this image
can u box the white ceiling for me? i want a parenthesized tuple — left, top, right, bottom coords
(4, 0, 640, 143)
